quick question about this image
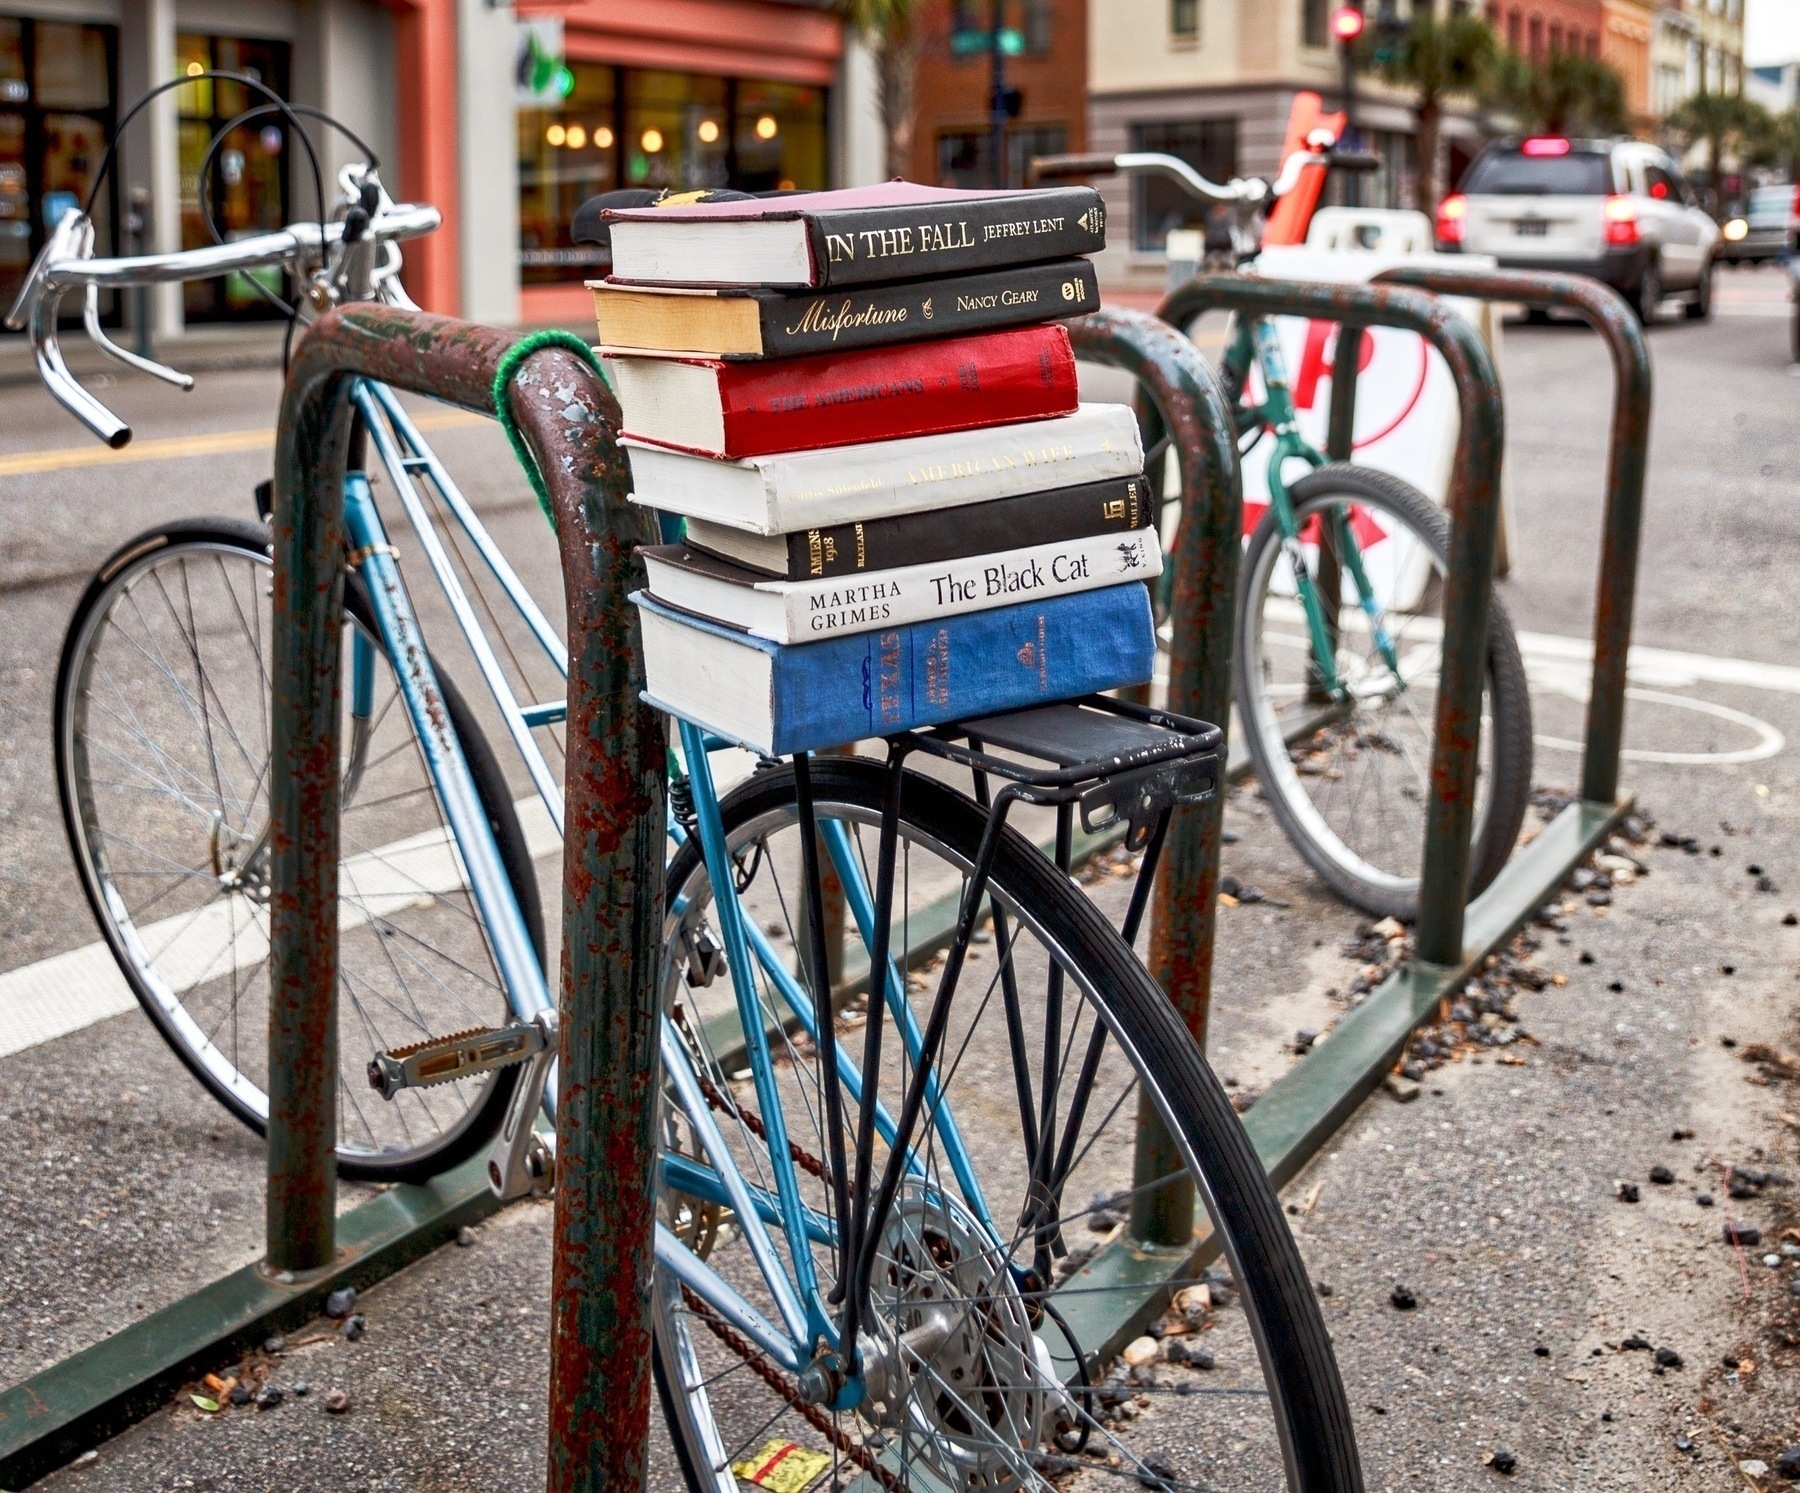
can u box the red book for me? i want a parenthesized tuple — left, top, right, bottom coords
(602, 324, 1078, 460)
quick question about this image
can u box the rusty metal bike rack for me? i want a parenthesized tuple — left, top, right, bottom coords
(1138, 273, 1644, 1197)
(1369, 265, 1651, 811)
(0, 307, 664, 1491)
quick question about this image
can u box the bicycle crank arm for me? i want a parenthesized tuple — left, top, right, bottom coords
(483, 1009, 558, 1202)
(367, 1014, 552, 1098)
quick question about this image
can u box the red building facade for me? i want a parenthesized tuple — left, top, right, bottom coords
(907, 0, 1087, 189)
(1484, 0, 1606, 61)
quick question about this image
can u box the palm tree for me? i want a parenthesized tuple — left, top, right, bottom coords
(1485, 48, 1627, 138)
(1369, 5, 1495, 213)
(1664, 88, 1771, 214)
(840, 0, 921, 181)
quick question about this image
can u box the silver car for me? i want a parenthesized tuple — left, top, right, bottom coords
(1720, 183, 1795, 264)
(1436, 137, 1722, 323)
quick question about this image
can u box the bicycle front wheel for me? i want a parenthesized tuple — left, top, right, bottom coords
(653, 756, 1361, 1493)
(1235, 464, 1532, 918)
(53, 517, 544, 1182)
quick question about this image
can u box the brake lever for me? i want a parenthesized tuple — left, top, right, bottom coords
(83, 284, 195, 391)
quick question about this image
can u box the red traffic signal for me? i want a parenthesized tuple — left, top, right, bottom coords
(1330, 5, 1365, 41)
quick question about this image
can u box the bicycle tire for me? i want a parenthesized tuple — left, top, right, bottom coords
(651, 757, 1362, 1493)
(1235, 464, 1533, 918)
(53, 517, 542, 1183)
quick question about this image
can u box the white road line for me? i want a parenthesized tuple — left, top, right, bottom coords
(3, 630, 1794, 1065)
(0, 797, 560, 1063)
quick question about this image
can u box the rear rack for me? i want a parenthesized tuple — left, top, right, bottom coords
(903, 694, 1222, 850)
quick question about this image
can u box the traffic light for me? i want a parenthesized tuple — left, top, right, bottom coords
(1329, 5, 1364, 42)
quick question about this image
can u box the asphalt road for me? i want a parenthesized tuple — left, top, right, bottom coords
(3, 266, 1800, 1490)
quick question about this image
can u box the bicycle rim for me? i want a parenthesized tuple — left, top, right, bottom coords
(1236, 470, 1504, 917)
(54, 521, 537, 1180)
(652, 758, 1361, 1493)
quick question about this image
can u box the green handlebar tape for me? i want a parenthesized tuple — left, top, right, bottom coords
(491, 328, 606, 531)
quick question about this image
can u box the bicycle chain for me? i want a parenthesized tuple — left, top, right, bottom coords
(671, 1004, 832, 1186)
(679, 1284, 901, 1492)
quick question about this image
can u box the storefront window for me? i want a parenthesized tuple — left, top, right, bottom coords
(517, 65, 828, 285)
(0, 15, 115, 313)
(624, 69, 729, 192)
(732, 79, 825, 193)
(518, 61, 616, 285)
(175, 33, 290, 320)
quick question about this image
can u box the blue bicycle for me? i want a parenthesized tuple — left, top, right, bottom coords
(14, 90, 1364, 1493)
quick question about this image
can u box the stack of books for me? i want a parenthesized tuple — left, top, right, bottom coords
(591, 180, 1161, 757)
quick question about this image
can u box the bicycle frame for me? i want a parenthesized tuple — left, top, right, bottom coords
(341, 381, 1003, 1398)
(1219, 313, 1402, 693)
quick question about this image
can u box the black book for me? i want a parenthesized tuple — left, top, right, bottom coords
(605, 180, 1107, 288)
(590, 258, 1100, 360)
(680, 473, 1156, 581)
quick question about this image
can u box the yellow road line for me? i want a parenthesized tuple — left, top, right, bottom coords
(0, 407, 486, 479)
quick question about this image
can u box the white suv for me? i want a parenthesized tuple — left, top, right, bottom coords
(1435, 137, 1721, 324)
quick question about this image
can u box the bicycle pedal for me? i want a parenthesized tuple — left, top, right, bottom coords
(367, 1021, 548, 1100)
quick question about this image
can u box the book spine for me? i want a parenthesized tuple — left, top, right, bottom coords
(762, 405, 1145, 532)
(768, 584, 1155, 756)
(809, 190, 1107, 287)
(782, 473, 1156, 580)
(774, 529, 1160, 642)
(753, 260, 1099, 358)
(715, 325, 1076, 459)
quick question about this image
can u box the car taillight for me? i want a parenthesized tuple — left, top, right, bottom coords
(1603, 194, 1639, 246)
(1436, 193, 1467, 245)
(1791, 184, 1800, 220)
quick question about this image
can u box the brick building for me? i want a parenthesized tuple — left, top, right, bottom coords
(1482, 0, 1605, 60)
(906, 0, 1087, 188)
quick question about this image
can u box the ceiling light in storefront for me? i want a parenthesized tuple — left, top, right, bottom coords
(566, 124, 587, 149)
(754, 115, 779, 141)
(697, 120, 720, 144)
(642, 128, 664, 153)
(596, 126, 614, 149)
(546, 123, 566, 147)
(186, 61, 204, 76)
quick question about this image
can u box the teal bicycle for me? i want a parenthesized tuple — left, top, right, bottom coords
(1036, 147, 1532, 918)
(14, 91, 1364, 1491)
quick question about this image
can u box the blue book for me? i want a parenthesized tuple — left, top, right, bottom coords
(634, 583, 1155, 756)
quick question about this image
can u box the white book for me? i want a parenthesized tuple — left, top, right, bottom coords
(641, 530, 1162, 645)
(624, 403, 1143, 535)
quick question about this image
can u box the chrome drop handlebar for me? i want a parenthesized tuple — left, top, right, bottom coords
(5, 196, 440, 448)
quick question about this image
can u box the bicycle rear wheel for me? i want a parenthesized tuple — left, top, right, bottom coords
(652, 756, 1362, 1493)
(1235, 464, 1532, 918)
(53, 517, 543, 1182)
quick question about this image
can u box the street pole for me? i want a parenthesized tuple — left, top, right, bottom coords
(1331, 5, 1365, 209)
(990, 0, 1007, 188)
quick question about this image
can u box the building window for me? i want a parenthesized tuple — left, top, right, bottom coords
(0, 16, 117, 315)
(1302, 0, 1329, 49)
(936, 121, 1067, 189)
(1129, 117, 1237, 250)
(517, 67, 828, 284)
(1171, 0, 1199, 42)
(952, 0, 981, 36)
(1506, 9, 1521, 51)
(176, 33, 290, 321)
(1548, 21, 1562, 53)
(1023, 0, 1053, 52)
(1527, 16, 1541, 57)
